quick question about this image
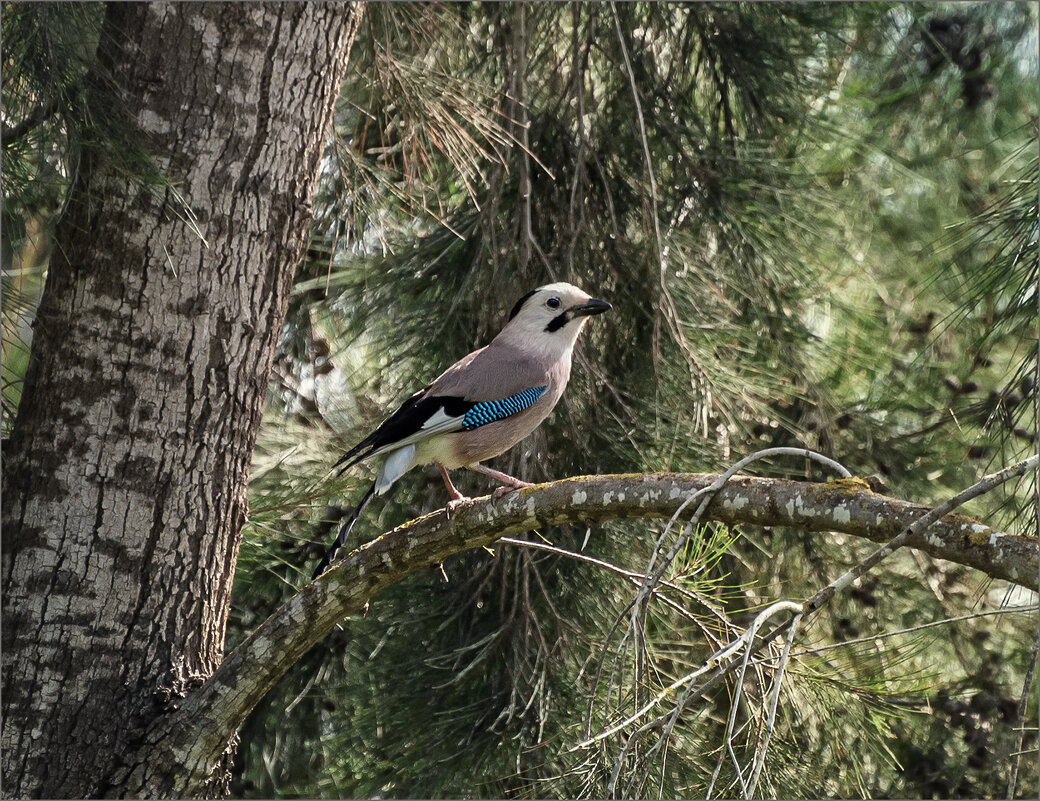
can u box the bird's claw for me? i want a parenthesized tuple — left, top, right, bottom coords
(445, 495, 470, 517)
(492, 480, 533, 500)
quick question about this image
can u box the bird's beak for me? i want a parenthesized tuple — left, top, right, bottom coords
(570, 298, 612, 317)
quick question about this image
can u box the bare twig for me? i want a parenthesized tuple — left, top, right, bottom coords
(499, 536, 730, 627)
(611, 448, 850, 773)
(609, 1, 708, 397)
(574, 454, 1037, 796)
(793, 605, 1038, 657)
(804, 454, 1039, 614)
(746, 612, 802, 800)
(708, 602, 803, 799)
(577, 601, 802, 752)
(1006, 635, 1039, 799)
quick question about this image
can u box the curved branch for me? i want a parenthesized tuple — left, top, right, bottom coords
(122, 471, 1038, 796)
(1, 98, 61, 146)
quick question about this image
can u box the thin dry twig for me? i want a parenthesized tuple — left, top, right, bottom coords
(572, 453, 1036, 797)
(609, 1, 709, 402)
(792, 605, 1038, 657)
(805, 454, 1039, 613)
(708, 602, 802, 800)
(1006, 635, 1039, 799)
(600, 449, 850, 763)
(576, 600, 803, 752)
(499, 536, 730, 628)
(746, 612, 802, 800)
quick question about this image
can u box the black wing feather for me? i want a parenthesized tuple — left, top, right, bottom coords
(333, 386, 476, 475)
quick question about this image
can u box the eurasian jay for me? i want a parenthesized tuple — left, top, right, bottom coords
(312, 282, 611, 578)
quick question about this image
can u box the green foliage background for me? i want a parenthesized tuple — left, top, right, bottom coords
(2, 2, 1036, 799)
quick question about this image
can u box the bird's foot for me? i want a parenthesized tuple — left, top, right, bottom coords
(445, 494, 471, 516)
(492, 480, 533, 500)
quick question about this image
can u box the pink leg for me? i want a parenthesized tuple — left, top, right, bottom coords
(468, 463, 534, 498)
(437, 464, 470, 510)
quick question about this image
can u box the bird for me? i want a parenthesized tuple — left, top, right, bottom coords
(311, 282, 611, 579)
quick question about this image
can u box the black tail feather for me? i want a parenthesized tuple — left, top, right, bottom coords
(332, 440, 377, 476)
(311, 482, 377, 580)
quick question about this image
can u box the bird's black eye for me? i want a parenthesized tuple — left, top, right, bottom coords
(546, 297, 562, 309)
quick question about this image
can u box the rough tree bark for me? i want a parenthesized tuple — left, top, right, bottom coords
(0, 3, 363, 798)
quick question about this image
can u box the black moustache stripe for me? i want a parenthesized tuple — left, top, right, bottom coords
(545, 311, 571, 332)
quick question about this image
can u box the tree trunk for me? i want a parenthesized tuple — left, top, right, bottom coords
(0, 3, 362, 797)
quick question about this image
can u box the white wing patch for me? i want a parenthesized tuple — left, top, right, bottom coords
(362, 402, 467, 465)
(419, 407, 466, 434)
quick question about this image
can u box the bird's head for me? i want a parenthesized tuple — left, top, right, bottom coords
(499, 282, 611, 354)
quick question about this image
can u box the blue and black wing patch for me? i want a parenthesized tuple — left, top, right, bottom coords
(333, 385, 547, 474)
(461, 386, 546, 430)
